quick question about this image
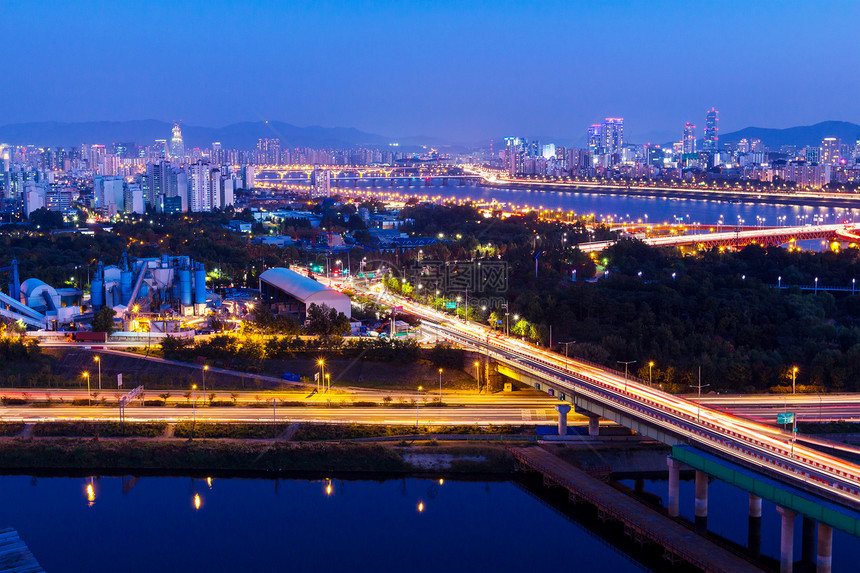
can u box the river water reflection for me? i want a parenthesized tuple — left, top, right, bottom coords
(343, 182, 860, 227)
(3, 474, 647, 573)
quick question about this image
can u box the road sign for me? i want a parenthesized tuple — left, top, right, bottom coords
(777, 412, 794, 424)
(367, 273, 375, 278)
(445, 302, 457, 309)
(357, 272, 365, 277)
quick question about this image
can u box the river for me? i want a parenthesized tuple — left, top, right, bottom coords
(340, 181, 860, 227)
(2, 474, 646, 572)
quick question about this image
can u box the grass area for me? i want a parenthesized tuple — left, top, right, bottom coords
(0, 439, 412, 473)
(0, 423, 25, 436)
(32, 422, 167, 438)
(174, 422, 288, 439)
(292, 423, 530, 441)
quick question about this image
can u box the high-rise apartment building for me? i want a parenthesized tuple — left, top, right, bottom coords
(682, 123, 696, 154)
(587, 125, 602, 154)
(601, 118, 624, 163)
(821, 137, 841, 165)
(703, 108, 719, 152)
(257, 138, 281, 164)
(504, 137, 526, 176)
(188, 160, 211, 212)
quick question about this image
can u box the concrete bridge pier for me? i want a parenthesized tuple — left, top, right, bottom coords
(441, 177, 448, 186)
(587, 414, 600, 436)
(694, 470, 708, 530)
(748, 494, 762, 556)
(777, 506, 797, 573)
(555, 404, 571, 436)
(802, 516, 816, 566)
(667, 457, 681, 517)
(817, 522, 833, 573)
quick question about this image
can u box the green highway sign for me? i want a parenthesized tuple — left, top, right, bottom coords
(367, 273, 376, 278)
(357, 273, 365, 277)
(777, 412, 794, 424)
(445, 302, 457, 309)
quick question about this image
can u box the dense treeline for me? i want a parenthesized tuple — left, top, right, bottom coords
(398, 204, 860, 393)
(160, 334, 423, 371)
(513, 240, 860, 393)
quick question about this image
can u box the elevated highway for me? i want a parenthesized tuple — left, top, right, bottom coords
(578, 223, 860, 253)
(347, 283, 860, 568)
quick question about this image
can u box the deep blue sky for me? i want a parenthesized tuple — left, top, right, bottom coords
(3, 0, 859, 144)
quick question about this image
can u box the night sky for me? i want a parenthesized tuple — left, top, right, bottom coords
(3, 0, 859, 143)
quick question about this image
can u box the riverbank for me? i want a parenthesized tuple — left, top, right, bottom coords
(0, 423, 524, 475)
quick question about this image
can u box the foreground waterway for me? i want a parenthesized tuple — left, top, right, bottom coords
(2, 474, 647, 572)
(341, 181, 860, 227)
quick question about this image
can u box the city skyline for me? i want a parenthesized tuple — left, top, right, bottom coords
(3, 0, 860, 143)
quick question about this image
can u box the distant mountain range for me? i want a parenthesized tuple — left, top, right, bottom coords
(2, 119, 859, 151)
(0, 120, 416, 149)
(720, 121, 860, 149)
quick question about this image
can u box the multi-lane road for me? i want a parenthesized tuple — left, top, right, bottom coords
(351, 280, 860, 509)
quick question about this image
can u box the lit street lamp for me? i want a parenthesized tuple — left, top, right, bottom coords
(94, 356, 101, 391)
(83, 371, 90, 406)
(202, 365, 209, 404)
(192, 384, 197, 429)
(792, 366, 798, 394)
(649, 361, 654, 386)
(438, 368, 443, 403)
(416, 386, 423, 427)
(474, 361, 480, 391)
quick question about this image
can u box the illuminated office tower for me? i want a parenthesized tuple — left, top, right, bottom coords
(703, 108, 719, 152)
(169, 123, 185, 160)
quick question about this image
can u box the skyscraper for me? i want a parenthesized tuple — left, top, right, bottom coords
(601, 118, 624, 163)
(703, 108, 719, 153)
(682, 123, 696, 154)
(587, 125, 602, 154)
(504, 137, 526, 176)
(169, 124, 185, 160)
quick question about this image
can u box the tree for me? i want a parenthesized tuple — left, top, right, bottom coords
(92, 307, 117, 334)
(28, 207, 64, 230)
(305, 303, 350, 337)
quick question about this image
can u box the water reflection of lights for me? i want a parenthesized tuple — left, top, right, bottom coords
(194, 493, 201, 510)
(86, 483, 95, 505)
(206, 477, 212, 488)
(325, 478, 333, 496)
(417, 501, 424, 513)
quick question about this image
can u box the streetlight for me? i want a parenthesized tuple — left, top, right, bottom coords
(83, 371, 90, 406)
(94, 356, 101, 391)
(202, 365, 209, 404)
(474, 361, 480, 391)
(325, 373, 331, 394)
(792, 366, 798, 394)
(616, 360, 636, 391)
(416, 386, 422, 427)
(649, 361, 654, 386)
(192, 384, 197, 428)
(317, 359, 325, 393)
(438, 368, 443, 404)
